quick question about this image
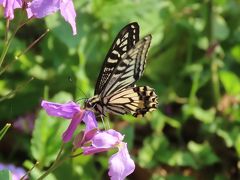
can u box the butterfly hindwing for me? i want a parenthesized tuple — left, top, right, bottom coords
(94, 22, 139, 95)
(103, 86, 158, 117)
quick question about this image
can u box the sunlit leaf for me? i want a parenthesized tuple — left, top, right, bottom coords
(220, 71, 240, 95)
(231, 45, 240, 63)
(188, 141, 219, 167)
(182, 105, 216, 123)
(235, 135, 240, 157)
(213, 15, 229, 41)
(0, 170, 11, 180)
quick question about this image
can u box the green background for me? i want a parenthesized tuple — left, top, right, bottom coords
(1, 0, 240, 179)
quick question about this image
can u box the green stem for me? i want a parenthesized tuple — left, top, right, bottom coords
(20, 161, 39, 180)
(38, 152, 83, 179)
(0, 18, 29, 68)
(206, 0, 220, 105)
(4, 19, 10, 43)
(0, 77, 34, 102)
(15, 28, 49, 60)
(0, 27, 48, 76)
(0, 123, 11, 140)
(37, 145, 83, 180)
(71, 152, 83, 158)
(37, 143, 65, 180)
(0, 35, 12, 67)
(189, 72, 200, 105)
(211, 59, 220, 104)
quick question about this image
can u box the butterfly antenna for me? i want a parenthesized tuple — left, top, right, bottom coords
(68, 76, 88, 99)
(77, 88, 87, 99)
(75, 97, 88, 103)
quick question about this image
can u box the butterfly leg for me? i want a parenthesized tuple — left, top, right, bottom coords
(100, 114, 111, 130)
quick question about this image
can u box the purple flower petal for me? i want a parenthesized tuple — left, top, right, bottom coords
(26, 0, 77, 35)
(26, 0, 59, 18)
(79, 129, 135, 179)
(73, 128, 98, 148)
(106, 129, 124, 141)
(41, 100, 87, 142)
(60, 0, 77, 35)
(73, 111, 98, 147)
(108, 143, 135, 180)
(82, 129, 123, 155)
(0, 0, 23, 19)
(83, 111, 98, 132)
(91, 131, 117, 147)
(41, 100, 80, 119)
(62, 111, 84, 142)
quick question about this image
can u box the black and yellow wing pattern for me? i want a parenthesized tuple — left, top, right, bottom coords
(95, 22, 139, 95)
(85, 22, 158, 117)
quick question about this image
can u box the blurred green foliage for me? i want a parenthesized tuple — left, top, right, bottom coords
(1, 0, 240, 179)
(0, 169, 11, 180)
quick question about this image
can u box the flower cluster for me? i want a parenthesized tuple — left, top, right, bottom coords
(0, 163, 26, 180)
(0, 0, 76, 35)
(41, 100, 135, 180)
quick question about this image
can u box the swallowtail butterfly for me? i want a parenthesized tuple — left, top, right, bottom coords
(84, 22, 158, 117)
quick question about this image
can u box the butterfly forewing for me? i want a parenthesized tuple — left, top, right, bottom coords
(101, 35, 152, 97)
(94, 22, 139, 95)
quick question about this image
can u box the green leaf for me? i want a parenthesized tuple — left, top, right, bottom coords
(188, 141, 219, 168)
(138, 135, 171, 168)
(0, 170, 11, 180)
(220, 71, 240, 95)
(0, 123, 11, 140)
(182, 105, 216, 123)
(231, 45, 240, 63)
(168, 151, 197, 168)
(121, 125, 134, 150)
(213, 15, 229, 41)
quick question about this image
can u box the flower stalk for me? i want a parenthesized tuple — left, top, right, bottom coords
(20, 161, 39, 180)
(0, 77, 34, 102)
(206, 0, 220, 106)
(37, 145, 84, 180)
(37, 143, 65, 180)
(0, 18, 29, 69)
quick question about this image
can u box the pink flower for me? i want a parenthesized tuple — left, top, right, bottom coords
(81, 129, 135, 180)
(41, 100, 94, 142)
(26, 0, 77, 35)
(73, 111, 98, 148)
(41, 100, 135, 180)
(0, 0, 23, 19)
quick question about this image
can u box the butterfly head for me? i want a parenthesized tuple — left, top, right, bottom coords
(84, 95, 100, 109)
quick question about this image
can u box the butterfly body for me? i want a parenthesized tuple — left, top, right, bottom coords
(85, 22, 158, 117)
